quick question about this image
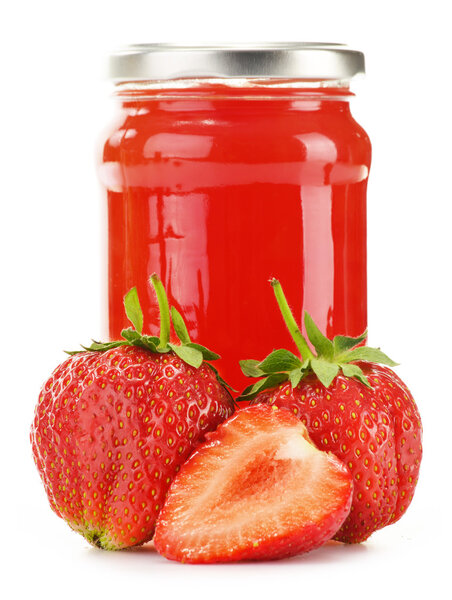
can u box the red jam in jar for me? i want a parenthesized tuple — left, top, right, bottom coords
(100, 44, 371, 392)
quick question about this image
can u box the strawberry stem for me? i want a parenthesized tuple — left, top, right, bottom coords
(270, 279, 314, 361)
(239, 279, 398, 399)
(150, 273, 171, 350)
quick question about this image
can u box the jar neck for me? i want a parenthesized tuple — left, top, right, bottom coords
(114, 77, 354, 102)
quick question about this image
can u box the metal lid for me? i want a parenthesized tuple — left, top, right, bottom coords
(109, 43, 365, 82)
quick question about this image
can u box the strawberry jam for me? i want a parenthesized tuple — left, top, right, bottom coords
(100, 45, 371, 392)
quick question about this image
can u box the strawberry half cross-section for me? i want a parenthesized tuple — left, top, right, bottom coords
(154, 404, 353, 563)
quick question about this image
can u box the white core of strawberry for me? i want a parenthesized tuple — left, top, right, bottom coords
(274, 431, 319, 461)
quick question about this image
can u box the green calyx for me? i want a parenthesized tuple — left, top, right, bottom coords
(238, 278, 397, 400)
(67, 274, 232, 389)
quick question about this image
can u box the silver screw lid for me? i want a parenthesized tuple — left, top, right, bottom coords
(109, 43, 365, 82)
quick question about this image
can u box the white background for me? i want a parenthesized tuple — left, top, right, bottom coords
(1, 1, 450, 598)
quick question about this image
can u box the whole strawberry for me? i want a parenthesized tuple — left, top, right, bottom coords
(239, 279, 422, 543)
(30, 274, 234, 550)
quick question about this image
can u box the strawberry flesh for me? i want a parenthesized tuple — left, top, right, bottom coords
(154, 405, 353, 563)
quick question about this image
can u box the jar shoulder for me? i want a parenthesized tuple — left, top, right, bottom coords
(102, 104, 371, 165)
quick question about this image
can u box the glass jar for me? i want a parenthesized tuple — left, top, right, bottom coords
(99, 43, 371, 392)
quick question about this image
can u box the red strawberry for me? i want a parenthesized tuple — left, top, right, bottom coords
(238, 279, 422, 543)
(154, 404, 353, 563)
(30, 275, 234, 550)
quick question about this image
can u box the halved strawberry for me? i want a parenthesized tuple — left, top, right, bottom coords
(154, 405, 353, 563)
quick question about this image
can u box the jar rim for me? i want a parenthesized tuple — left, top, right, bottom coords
(108, 43, 365, 83)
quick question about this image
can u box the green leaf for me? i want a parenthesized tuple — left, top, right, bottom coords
(121, 328, 142, 343)
(168, 343, 203, 368)
(206, 363, 237, 392)
(121, 329, 161, 352)
(139, 336, 159, 352)
(238, 373, 288, 400)
(171, 306, 191, 344)
(258, 349, 302, 374)
(311, 358, 339, 388)
(239, 382, 261, 398)
(124, 287, 143, 334)
(341, 363, 372, 388)
(289, 368, 303, 388)
(66, 339, 128, 355)
(87, 341, 123, 351)
(84, 340, 128, 352)
(341, 346, 398, 367)
(240, 359, 265, 378)
(340, 363, 363, 378)
(304, 313, 334, 359)
(186, 342, 220, 361)
(333, 331, 367, 354)
(142, 335, 160, 346)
